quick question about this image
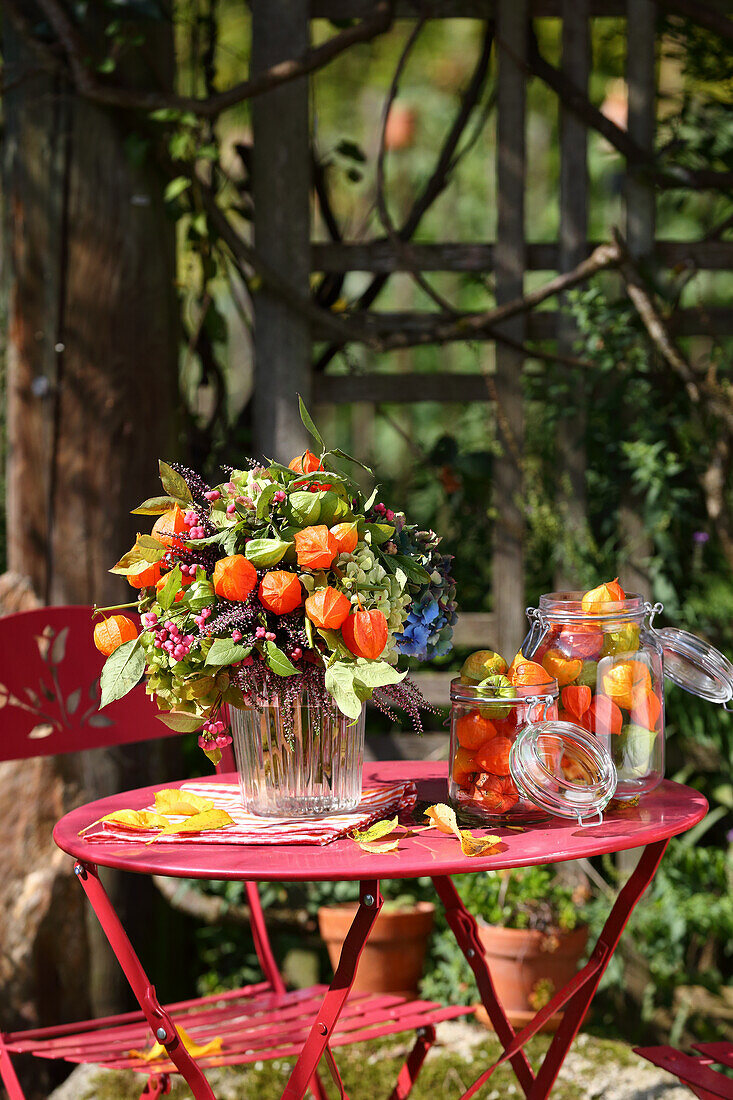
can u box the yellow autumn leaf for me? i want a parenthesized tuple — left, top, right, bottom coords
(129, 1024, 223, 1063)
(459, 831, 501, 857)
(154, 789, 215, 816)
(424, 803, 460, 836)
(156, 808, 234, 837)
(352, 816, 399, 844)
(80, 809, 169, 835)
(355, 838, 400, 854)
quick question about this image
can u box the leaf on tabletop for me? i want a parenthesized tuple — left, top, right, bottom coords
(459, 831, 501, 857)
(424, 803, 460, 836)
(355, 838, 400, 854)
(352, 816, 398, 844)
(129, 1024, 223, 1063)
(154, 789, 215, 816)
(155, 808, 235, 836)
(79, 809, 169, 834)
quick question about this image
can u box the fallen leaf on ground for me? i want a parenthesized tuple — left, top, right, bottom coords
(154, 788, 215, 816)
(352, 816, 399, 843)
(424, 803, 459, 835)
(459, 830, 501, 857)
(355, 838, 400, 854)
(129, 1024, 223, 1062)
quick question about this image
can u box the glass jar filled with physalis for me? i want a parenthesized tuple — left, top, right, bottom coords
(449, 651, 617, 826)
(520, 579, 733, 800)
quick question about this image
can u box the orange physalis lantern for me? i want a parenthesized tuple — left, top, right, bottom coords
(452, 746, 477, 784)
(151, 505, 187, 550)
(258, 571, 303, 615)
(600, 659, 651, 710)
(341, 609, 389, 660)
(509, 660, 554, 688)
(212, 555, 257, 601)
(294, 526, 337, 570)
(330, 521, 359, 556)
(455, 710, 496, 751)
(474, 735, 512, 776)
(288, 450, 323, 475)
(560, 684, 592, 722)
(581, 577, 626, 614)
(631, 686, 662, 729)
(586, 695, 623, 736)
(93, 614, 139, 656)
(541, 649, 583, 687)
(128, 560, 164, 589)
(305, 587, 351, 629)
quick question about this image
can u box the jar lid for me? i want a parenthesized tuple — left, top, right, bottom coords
(509, 720, 617, 824)
(655, 626, 733, 706)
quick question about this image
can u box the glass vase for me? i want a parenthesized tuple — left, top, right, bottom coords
(229, 694, 365, 817)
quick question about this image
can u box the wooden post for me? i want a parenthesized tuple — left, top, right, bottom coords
(556, 0, 590, 587)
(251, 1, 312, 463)
(620, 0, 656, 595)
(493, 0, 527, 660)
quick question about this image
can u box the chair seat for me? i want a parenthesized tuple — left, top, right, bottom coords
(635, 1044, 733, 1100)
(4, 981, 471, 1075)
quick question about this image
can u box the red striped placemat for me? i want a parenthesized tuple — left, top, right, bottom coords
(80, 780, 417, 846)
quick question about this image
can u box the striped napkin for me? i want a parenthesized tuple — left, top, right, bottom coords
(81, 779, 417, 847)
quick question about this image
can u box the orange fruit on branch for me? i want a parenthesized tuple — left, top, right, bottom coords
(294, 525, 337, 570)
(289, 450, 322, 475)
(305, 587, 351, 630)
(330, 521, 359, 556)
(151, 505, 187, 550)
(341, 608, 388, 660)
(94, 614, 138, 656)
(258, 571, 303, 615)
(212, 555, 257, 602)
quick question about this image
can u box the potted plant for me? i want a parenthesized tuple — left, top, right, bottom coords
(317, 887, 436, 998)
(92, 401, 456, 816)
(423, 866, 590, 1032)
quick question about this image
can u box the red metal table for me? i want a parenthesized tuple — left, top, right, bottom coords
(53, 761, 707, 1100)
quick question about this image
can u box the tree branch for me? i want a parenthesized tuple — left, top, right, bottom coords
(32, 0, 394, 117)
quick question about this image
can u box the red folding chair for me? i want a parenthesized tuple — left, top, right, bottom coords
(635, 1043, 733, 1099)
(0, 606, 466, 1100)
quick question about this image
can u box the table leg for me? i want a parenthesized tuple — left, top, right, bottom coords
(435, 839, 669, 1100)
(74, 861, 217, 1100)
(431, 875, 535, 1097)
(280, 880, 382, 1100)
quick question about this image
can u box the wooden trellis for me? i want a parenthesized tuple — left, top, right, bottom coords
(249, 0, 733, 673)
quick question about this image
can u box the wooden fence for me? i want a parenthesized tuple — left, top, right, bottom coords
(249, 0, 733, 677)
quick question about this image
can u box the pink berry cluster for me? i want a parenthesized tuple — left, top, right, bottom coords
(373, 502, 396, 522)
(255, 626, 276, 641)
(198, 718, 232, 750)
(153, 619, 195, 662)
(194, 605, 212, 631)
(184, 510, 206, 540)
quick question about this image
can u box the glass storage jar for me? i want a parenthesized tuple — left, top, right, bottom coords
(449, 678, 617, 825)
(521, 591, 733, 800)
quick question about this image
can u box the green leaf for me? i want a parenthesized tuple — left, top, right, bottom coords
(157, 711, 204, 733)
(352, 816, 398, 843)
(256, 481, 279, 520)
(137, 534, 166, 561)
(353, 659, 406, 691)
(245, 538, 291, 567)
(157, 566, 182, 610)
(100, 639, 145, 708)
(317, 628, 342, 652)
(265, 640, 300, 677)
(363, 487, 378, 512)
(322, 447, 373, 476)
(389, 553, 431, 585)
(187, 579, 215, 612)
(297, 393, 324, 451)
(164, 176, 191, 202)
(305, 616, 315, 650)
(205, 639, 253, 666)
(325, 661, 362, 720)
(287, 490, 322, 526)
(131, 496, 180, 515)
(159, 460, 192, 502)
(203, 747, 222, 766)
(364, 522, 395, 546)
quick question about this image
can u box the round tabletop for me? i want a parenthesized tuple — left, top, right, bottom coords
(54, 762, 708, 883)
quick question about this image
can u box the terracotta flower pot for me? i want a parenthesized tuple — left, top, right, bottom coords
(474, 923, 589, 1034)
(318, 902, 435, 998)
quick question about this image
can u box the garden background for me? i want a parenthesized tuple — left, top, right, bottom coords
(0, 1, 731, 1095)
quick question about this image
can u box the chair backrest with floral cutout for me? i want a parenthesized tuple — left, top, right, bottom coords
(0, 605, 182, 761)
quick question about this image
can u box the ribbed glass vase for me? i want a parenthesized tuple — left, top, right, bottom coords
(229, 694, 365, 817)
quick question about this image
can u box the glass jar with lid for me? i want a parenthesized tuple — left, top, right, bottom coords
(521, 590, 733, 800)
(449, 678, 617, 825)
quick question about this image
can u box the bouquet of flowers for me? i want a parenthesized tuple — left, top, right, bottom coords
(95, 402, 456, 762)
